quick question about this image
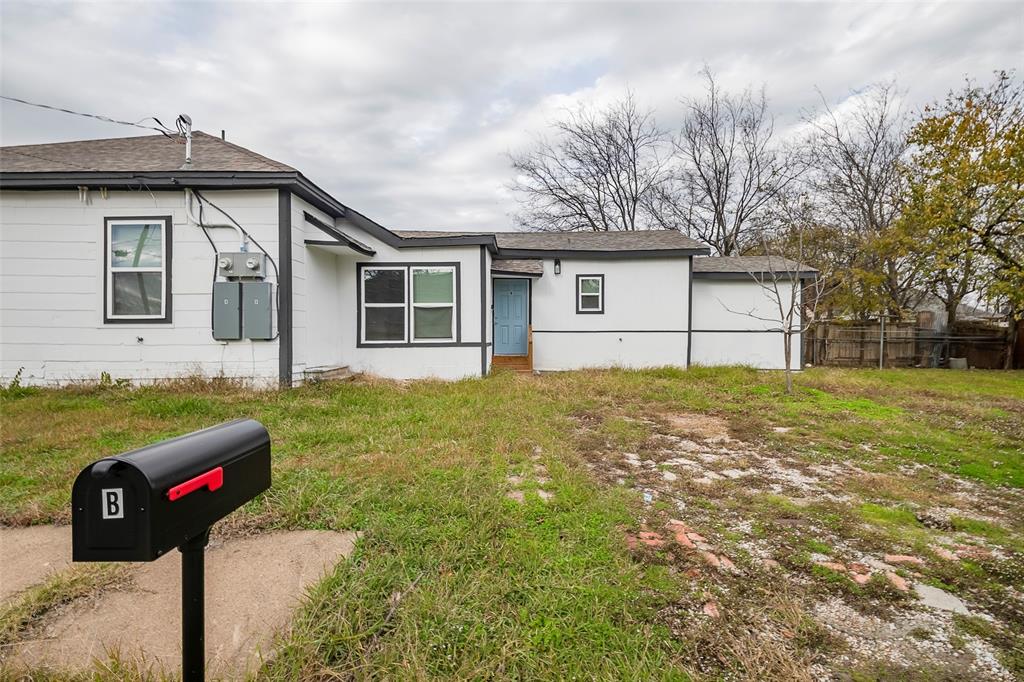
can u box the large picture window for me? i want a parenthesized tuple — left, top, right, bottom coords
(576, 274, 604, 314)
(359, 263, 459, 345)
(105, 216, 172, 323)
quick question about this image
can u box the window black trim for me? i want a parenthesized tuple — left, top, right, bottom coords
(575, 273, 604, 315)
(356, 262, 462, 348)
(102, 215, 173, 325)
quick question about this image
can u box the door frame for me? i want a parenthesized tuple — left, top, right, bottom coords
(492, 276, 531, 356)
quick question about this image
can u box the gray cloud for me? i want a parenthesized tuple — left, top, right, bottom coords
(1, 1, 1020, 230)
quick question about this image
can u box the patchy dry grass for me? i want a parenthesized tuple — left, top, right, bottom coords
(1, 367, 1022, 679)
(0, 563, 130, 649)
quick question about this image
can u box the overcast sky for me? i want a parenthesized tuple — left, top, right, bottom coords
(1, 1, 1021, 231)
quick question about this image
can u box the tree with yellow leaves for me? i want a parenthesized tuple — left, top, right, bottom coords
(904, 71, 1023, 368)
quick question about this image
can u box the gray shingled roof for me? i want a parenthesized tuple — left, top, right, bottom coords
(491, 259, 544, 275)
(395, 229, 706, 252)
(0, 131, 295, 173)
(693, 256, 818, 274)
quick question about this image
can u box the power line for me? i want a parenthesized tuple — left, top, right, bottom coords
(0, 95, 178, 138)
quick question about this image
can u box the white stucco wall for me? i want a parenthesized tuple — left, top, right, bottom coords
(0, 188, 283, 386)
(291, 194, 344, 379)
(303, 247, 344, 370)
(325, 217, 490, 380)
(529, 257, 690, 371)
(690, 278, 802, 370)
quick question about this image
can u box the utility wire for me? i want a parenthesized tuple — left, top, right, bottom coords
(0, 95, 178, 138)
(192, 190, 280, 283)
(193, 190, 282, 340)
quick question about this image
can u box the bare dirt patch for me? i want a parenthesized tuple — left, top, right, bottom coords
(661, 412, 733, 442)
(4, 528, 358, 678)
(0, 525, 71, 602)
(578, 409, 1021, 680)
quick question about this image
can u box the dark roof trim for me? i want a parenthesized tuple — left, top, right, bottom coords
(0, 168, 349, 219)
(302, 211, 375, 255)
(400, 234, 499, 250)
(693, 271, 820, 281)
(496, 247, 709, 259)
(2, 171, 715, 259)
(492, 268, 543, 277)
(0, 169, 505, 253)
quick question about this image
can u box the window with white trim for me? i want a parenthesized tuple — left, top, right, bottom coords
(362, 266, 407, 342)
(411, 266, 456, 341)
(105, 217, 171, 323)
(576, 274, 604, 314)
(360, 264, 458, 344)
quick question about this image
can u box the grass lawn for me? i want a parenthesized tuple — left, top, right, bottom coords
(1, 367, 1022, 680)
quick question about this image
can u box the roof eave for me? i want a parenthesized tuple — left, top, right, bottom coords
(302, 211, 376, 256)
(495, 247, 710, 259)
(491, 267, 543, 277)
(399, 235, 498, 252)
(692, 270, 819, 280)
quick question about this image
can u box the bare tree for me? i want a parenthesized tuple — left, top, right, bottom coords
(804, 83, 921, 317)
(726, 193, 839, 394)
(649, 67, 802, 255)
(508, 93, 670, 231)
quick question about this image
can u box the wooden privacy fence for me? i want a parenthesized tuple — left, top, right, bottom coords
(804, 321, 1010, 369)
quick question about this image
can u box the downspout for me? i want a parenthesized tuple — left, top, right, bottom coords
(278, 190, 293, 388)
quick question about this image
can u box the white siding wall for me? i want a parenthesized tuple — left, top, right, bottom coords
(529, 257, 690, 371)
(326, 217, 490, 380)
(1, 187, 807, 385)
(0, 189, 282, 385)
(290, 194, 342, 380)
(690, 278, 802, 370)
(304, 247, 345, 370)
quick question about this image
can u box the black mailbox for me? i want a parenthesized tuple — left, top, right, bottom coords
(72, 418, 271, 562)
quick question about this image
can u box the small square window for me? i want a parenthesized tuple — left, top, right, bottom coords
(576, 275, 604, 314)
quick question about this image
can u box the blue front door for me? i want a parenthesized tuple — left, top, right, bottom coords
(493, 279, 528, 355)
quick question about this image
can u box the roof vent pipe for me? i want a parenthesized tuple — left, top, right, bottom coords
(178, 114, 193, 166)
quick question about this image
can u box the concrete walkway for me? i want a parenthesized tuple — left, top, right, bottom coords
(2, 526, 358, 678)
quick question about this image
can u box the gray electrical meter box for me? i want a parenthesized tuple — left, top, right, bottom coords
(242, 282, 273, 340)
(213, 282, 241, 340)
(217, 252, 266, 279)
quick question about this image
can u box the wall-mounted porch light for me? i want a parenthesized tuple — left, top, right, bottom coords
(554, 258, 561, 275)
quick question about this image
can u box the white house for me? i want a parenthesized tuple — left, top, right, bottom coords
(0, 132, 815, 387)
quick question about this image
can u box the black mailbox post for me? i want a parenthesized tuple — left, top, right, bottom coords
(72, 419, 271, 681)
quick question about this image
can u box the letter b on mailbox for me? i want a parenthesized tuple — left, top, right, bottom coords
(102, 488, 124, 519)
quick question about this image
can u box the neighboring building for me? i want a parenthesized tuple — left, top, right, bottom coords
(911, 290, 1005, 331)
(0, 132, 814, 386)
